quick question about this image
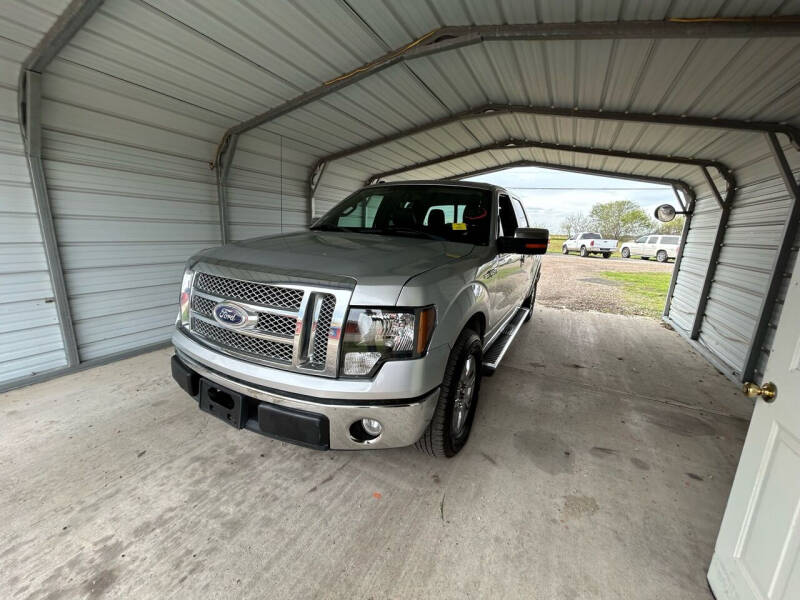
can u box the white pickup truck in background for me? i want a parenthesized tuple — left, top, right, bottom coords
(562, 232, 618, 258)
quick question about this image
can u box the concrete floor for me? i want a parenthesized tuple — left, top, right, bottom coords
(0, 306, 752, 600)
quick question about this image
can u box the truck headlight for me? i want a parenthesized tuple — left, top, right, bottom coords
(340, 306, 436, 377)
(177, 268, 194, 327)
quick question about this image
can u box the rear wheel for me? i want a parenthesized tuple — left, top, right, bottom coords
(621, 247, 630, 258)
(602, 252, 611, 259)
(656, 250, 668, 263)
(415, 329, 482, 458)
(580, 246, 588, 257)
(562, 245, 569, 255)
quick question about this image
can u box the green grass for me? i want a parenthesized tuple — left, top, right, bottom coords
(600, 271, 673, 318)
(547, 234, 567, 253)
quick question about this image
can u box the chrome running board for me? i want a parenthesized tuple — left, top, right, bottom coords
(482, 307, 529, 373)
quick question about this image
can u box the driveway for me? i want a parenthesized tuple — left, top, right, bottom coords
(538, 253, 673, 315)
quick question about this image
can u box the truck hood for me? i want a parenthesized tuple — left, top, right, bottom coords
(192, 230, 475, 305)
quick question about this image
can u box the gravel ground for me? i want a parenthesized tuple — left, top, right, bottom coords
(537, 253, 674, 316)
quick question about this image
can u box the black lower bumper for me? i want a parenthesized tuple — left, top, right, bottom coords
(171, 355, 330, 450)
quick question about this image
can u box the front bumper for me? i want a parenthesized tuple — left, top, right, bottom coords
(172, 353, 439, 450)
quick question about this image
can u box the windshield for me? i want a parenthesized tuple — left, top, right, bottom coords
(311, 185, 492, 245)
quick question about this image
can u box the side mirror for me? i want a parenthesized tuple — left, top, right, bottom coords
(498, 228, 549, 255)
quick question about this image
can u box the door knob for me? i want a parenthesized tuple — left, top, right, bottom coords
(742, 381, 777, 402)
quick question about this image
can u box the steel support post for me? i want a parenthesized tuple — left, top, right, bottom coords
(690, 167, 735, 340)
(663, 186, 694, 318)
(23, 71, 80, 366)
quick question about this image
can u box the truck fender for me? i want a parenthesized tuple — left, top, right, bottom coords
(435, 282, 491, 350)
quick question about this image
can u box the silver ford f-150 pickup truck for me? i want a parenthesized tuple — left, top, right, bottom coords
(171, 181, 547, 457)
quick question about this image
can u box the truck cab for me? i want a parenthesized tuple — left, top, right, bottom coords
(171, 181, 548, 457)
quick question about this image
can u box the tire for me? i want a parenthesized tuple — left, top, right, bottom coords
(580, 246, 588, 257)
(602, 252, 611, 259)
(415, 328, 482, 458)
(621, 247, 630, 258)
(562, 245, 569, 255)
(656, 250, 668, 263)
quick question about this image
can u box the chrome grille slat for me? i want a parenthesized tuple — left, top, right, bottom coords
(311, 294, 336, 368)
(195, 272, 304, 310)
(191, 317, 294, 364)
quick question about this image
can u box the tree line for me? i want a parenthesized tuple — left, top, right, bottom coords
(560, 200, 684, 239)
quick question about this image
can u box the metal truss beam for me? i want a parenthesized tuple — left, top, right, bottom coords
(427, 159, 696, 202)
(365, 138, 734, 191)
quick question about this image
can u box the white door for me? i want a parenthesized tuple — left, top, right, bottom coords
(708, 255, 800, 600)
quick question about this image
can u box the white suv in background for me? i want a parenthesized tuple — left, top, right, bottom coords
(620, 234, 680, 262)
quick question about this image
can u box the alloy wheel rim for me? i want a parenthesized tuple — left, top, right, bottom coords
(452, 354, 476, 436)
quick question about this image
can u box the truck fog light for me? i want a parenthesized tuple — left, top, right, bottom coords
(361, 418, 382, 437)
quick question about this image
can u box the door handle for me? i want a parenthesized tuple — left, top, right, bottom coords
(742, 381, 777, 402)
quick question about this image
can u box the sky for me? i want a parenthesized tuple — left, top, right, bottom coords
(466, 166, 678, 233)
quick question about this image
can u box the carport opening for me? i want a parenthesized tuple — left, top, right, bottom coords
(465, 165, 685, 320)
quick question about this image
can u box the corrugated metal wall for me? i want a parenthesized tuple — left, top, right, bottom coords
(227, 132, 310, 239)
(0, 1, 69, 386)
(38, 58, 223, 361)
(666, 137, 800, 381)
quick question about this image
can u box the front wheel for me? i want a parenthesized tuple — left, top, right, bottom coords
(415, 329, 482, 457)
(602, 252, 611, 259)
(656, 250, 668, 263)
(580, 246, 588, 257)
(621, 247, 630, 258)
(562, 245, 569, 255)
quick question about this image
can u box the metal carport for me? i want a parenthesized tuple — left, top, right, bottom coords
(2, 0, 799, 393)
(2, 2, 800, 599)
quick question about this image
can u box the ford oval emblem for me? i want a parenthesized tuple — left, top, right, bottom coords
(213, 303, 248, 327)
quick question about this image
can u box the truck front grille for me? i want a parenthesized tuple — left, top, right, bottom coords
(195, 272, 304, 310)
(191, 317, 294, 363)
(186, 271, 348, 377)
